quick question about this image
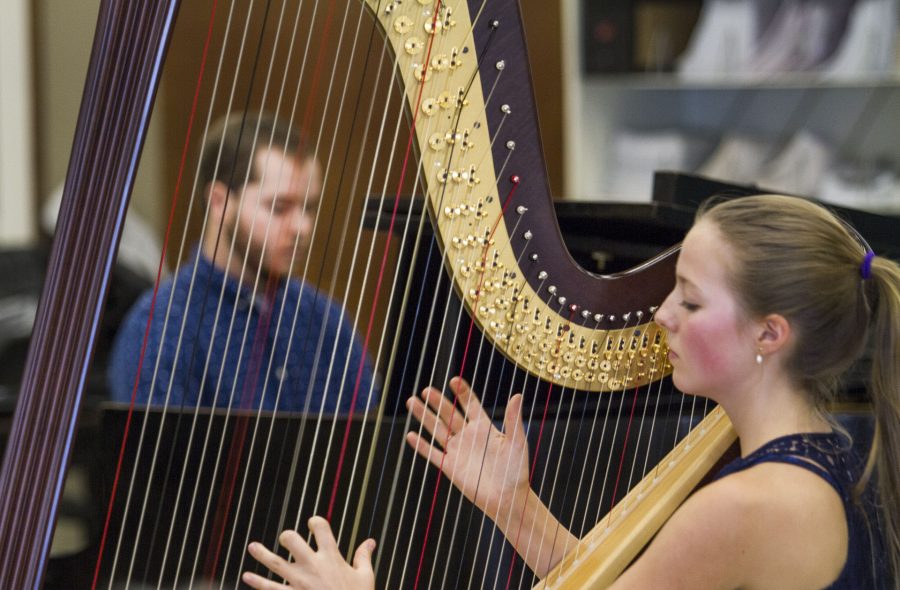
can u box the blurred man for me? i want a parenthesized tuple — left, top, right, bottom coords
(108, 112, 378, 413)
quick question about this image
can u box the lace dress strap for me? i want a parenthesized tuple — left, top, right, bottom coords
(714, 432, 849, 496)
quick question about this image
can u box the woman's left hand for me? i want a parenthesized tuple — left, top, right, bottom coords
(242, 516, 376, 590)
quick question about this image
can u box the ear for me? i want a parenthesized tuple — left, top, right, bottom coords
(755, 313, 792, 356)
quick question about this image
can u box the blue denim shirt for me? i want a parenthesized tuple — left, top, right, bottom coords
(107, 249, 379, 414)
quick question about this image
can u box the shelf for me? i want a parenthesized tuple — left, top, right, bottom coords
(584, 72, 900, 91)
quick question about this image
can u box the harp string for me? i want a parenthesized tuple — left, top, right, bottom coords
(608, 336, 650, 513)
(103, 0, 313, 583)
(425, 187, 531, 589)
(529, 370, 593, 585)
(183, 0, 362, 584)
(296, 0, 482, 580)
(231, 0, 368, 553)
(229, 0, 440, 576)
(470, 249, 553, 587)
(406, 161, 522, 588)
(338, 0, 496, 580)
(208, 0, 388, 579)
(92, 1, 689, 588)
(226, 5, 399, 574)
(385, 112, 519, 585)
(568, 323, 613, 544)
(544, 319, 610, 585)
(285, 2, 420, 552)
(203, 8, 318, 566)
(315, 0, 463, 537)
(204, 0, 394, 577)
(140, 1, 250, 582)
(300, 0, 436, 530)
(220, 7, 340, 580)
(94, 0, 229, 586)
(385, 6, 517, 582)
(474, 315, 574, 590)
(123, 1, 267, 581)
(503, 302, 577, 589)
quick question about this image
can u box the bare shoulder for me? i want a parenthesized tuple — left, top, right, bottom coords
(731, 462, 848, 586)
(612, 463, 847, 589)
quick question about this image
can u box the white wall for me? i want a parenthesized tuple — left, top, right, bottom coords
(0, 0, 36, 246)
(33, 0, 166, 240)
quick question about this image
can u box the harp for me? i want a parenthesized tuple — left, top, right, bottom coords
(0, 1, 736, 588)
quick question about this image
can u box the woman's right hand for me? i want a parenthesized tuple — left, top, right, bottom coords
(405, 377, 531, 521)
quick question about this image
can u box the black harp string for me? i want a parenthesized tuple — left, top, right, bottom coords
(206, 0, 360, 579)
(283, 0, 435, 543)
(133, 0, 250, 583)
(356, 0, 503, 574)
(247, 0, 401, 568)
(226, 0, 372, 557)
(551, 316, 608, 576)
(426, 192, 532, 588)
(109, 0, 274, 585)
(265, 0, 409, 553)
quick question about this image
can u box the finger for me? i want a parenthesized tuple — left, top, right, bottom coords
(247, 541, 293, 577)
(353, 538, 376, 572)
(242, 570, 291, 590)
(307, 516, 340, 556)
(406, 431, 446, 470)
(504, 393, 528, 446)
(406, 397, 452, 446)
(276, 530, 314, 564)
(449, 376, 486, 421)
(420, 386, 466, 433)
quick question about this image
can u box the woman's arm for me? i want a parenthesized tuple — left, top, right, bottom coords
(405, 377, 578, 576)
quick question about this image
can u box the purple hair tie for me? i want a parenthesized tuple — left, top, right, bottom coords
(860, 250, 875, 280)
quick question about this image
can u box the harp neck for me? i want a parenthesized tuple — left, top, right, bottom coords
(371, 0, 676, 392)
(535, 408, 736, 589)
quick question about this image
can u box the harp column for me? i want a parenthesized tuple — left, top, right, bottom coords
(0, 1, 180, 587)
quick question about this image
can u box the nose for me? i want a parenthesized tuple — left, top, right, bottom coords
(284, 204, 311, 235)
(654, 290, 677, 332)
(296, 208, 314, 238)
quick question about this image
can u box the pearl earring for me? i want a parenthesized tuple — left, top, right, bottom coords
(755, 350, 763, 365)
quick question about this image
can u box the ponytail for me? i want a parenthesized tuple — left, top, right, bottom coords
(861, 256, 900, 587)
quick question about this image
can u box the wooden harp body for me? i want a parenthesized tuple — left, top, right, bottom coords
(0, 1, 735, 588)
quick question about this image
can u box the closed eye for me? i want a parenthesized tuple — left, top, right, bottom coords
(680, 301, 699, 312)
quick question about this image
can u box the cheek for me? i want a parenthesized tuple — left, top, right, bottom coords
(681, 326, 734, 374)
(677, 312, 748, 391)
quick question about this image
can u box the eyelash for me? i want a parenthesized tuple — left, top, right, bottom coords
(680, 301, 699, 312)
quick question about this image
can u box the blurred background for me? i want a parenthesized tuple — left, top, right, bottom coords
(3, 0, 899, 254)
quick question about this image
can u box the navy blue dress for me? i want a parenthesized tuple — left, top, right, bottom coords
(715, 432, 888, 589)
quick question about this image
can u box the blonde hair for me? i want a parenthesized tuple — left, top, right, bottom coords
(698, 194, 900, 586)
